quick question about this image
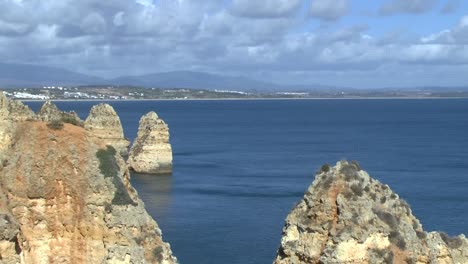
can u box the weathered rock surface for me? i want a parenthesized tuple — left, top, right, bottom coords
(0, 92, 35, 161)
(84, 103, 130, 156)
(0, 93, 35, 122)
(37, 100, 82, 126)
(0, 95, 177, 263)
(0, 188, 21, 264)
(274, 161, 468, 264)
(128, 112, 173, 175)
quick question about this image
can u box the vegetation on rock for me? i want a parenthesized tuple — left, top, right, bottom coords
(46, 119, 64, 130)
(96, 146, 119, 178)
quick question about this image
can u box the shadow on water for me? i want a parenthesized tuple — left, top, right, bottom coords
(130, 172, 173, 223)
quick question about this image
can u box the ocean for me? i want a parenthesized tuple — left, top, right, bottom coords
(26, 99, 468, 264)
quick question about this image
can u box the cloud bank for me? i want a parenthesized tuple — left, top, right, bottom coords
(0, 0, 466, 88)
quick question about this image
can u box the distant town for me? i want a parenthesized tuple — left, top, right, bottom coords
(2, 85, 468, 100)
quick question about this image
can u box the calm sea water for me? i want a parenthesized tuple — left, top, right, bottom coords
(26, 99, 468, 264)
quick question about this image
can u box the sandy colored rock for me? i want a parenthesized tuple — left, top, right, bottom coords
(37, 100, 82, 126)
(128, 111, 173, 175)
(274, 161, 468, 264)
(0, 95, 177, 263)
(0, 92, 35, 161)
(84, 103, 130, 156)
(0, 92, 35, 122)
(0, 188, 21, 264)
(37, 100, 62, 121)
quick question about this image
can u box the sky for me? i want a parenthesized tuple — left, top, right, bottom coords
(0, 0, 467, 88)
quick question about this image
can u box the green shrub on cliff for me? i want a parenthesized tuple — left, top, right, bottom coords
(61, 114, 82, 126)
(320, 164, 330, 173)
(440, 232, 464, 249)
(96, 146, 118, 178)
(47, 120, 64, 130)
(96, 146, 136, 206)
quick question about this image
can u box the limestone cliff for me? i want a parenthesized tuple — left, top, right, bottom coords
(128, 112, 173, 175)
(37, 100, 82, 126)
(274, 161, 468, 264)
(0, 93, 35, 121)
(0, 95, 177, 263)
(0, 92, 35, 161)
(84, 103, 130, 156)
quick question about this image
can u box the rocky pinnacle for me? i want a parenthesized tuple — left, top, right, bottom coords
(128, 111, 173, 175)
(274, 161, 468, 264)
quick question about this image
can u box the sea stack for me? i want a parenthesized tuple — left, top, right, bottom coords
(274, 161, 468, 264)
(0, 95, 177, 263)
(128, 111, 173, 175)
(84, 103, 130, 156)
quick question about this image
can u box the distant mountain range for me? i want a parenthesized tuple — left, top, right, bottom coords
(0, 63, 339, 91)
(0, 63, 104, 87)
(0, 63, 466, 92)
(112, 71, 283, 91)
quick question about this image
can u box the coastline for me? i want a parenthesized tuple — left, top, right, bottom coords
(19, 96, 468, 102)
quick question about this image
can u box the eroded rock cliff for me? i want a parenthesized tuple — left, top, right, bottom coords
(0, 93, 35, 161)
(275, 161, 468, 264)
(128, 112, 173, 175)
(37, 100, 82, 126)
(84, 103, 130, 156)
(0, 93, 35, 122)
(0, 95, 177, 263)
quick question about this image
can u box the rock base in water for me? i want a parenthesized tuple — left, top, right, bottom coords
(128, 111, 173, 175)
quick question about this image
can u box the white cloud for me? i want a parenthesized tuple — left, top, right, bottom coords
(309, 0, 349, 21)
(0, 0, 467, 87)
(231, 0, 301, 18)
(81, 13, 107, 35)
(419, 15, 468, 44)
(0, 20, 30, 35)
(379, 0, 438, 15)
(113, 12, 125, 27)
(136, 0, 155, 8)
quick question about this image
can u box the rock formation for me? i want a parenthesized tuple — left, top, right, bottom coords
(128, 112, 173, 175)
(274, 161, 468, 264)
(0, 93, 35, 122)
(84, 103, 130, 156)
(0, 94, 177, 263)
(0, 92, 35, 161)
(37, 100, 82, 126)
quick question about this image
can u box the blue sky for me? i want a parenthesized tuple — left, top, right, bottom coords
(0, 0, 467, 88)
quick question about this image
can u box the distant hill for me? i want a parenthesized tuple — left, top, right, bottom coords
(1, 63, 466, 92)
(0, 64, 284, 91)
(0, 63, 352, 91)
(112, 71, 284, 91)
(0, 63, 105, 87)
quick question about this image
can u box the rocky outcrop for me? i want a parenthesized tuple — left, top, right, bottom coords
(0, 188, 21, 264)
(128, 112, 173, 175)
(274, 161, 468, 264)
(0, 92, 34, 121)
(37, 101, 62, 121)
(0, 95, 177, 263)
(37, 100, 82, 126)
(0, 92, 35, 161)
(84, 103, 130, 156)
